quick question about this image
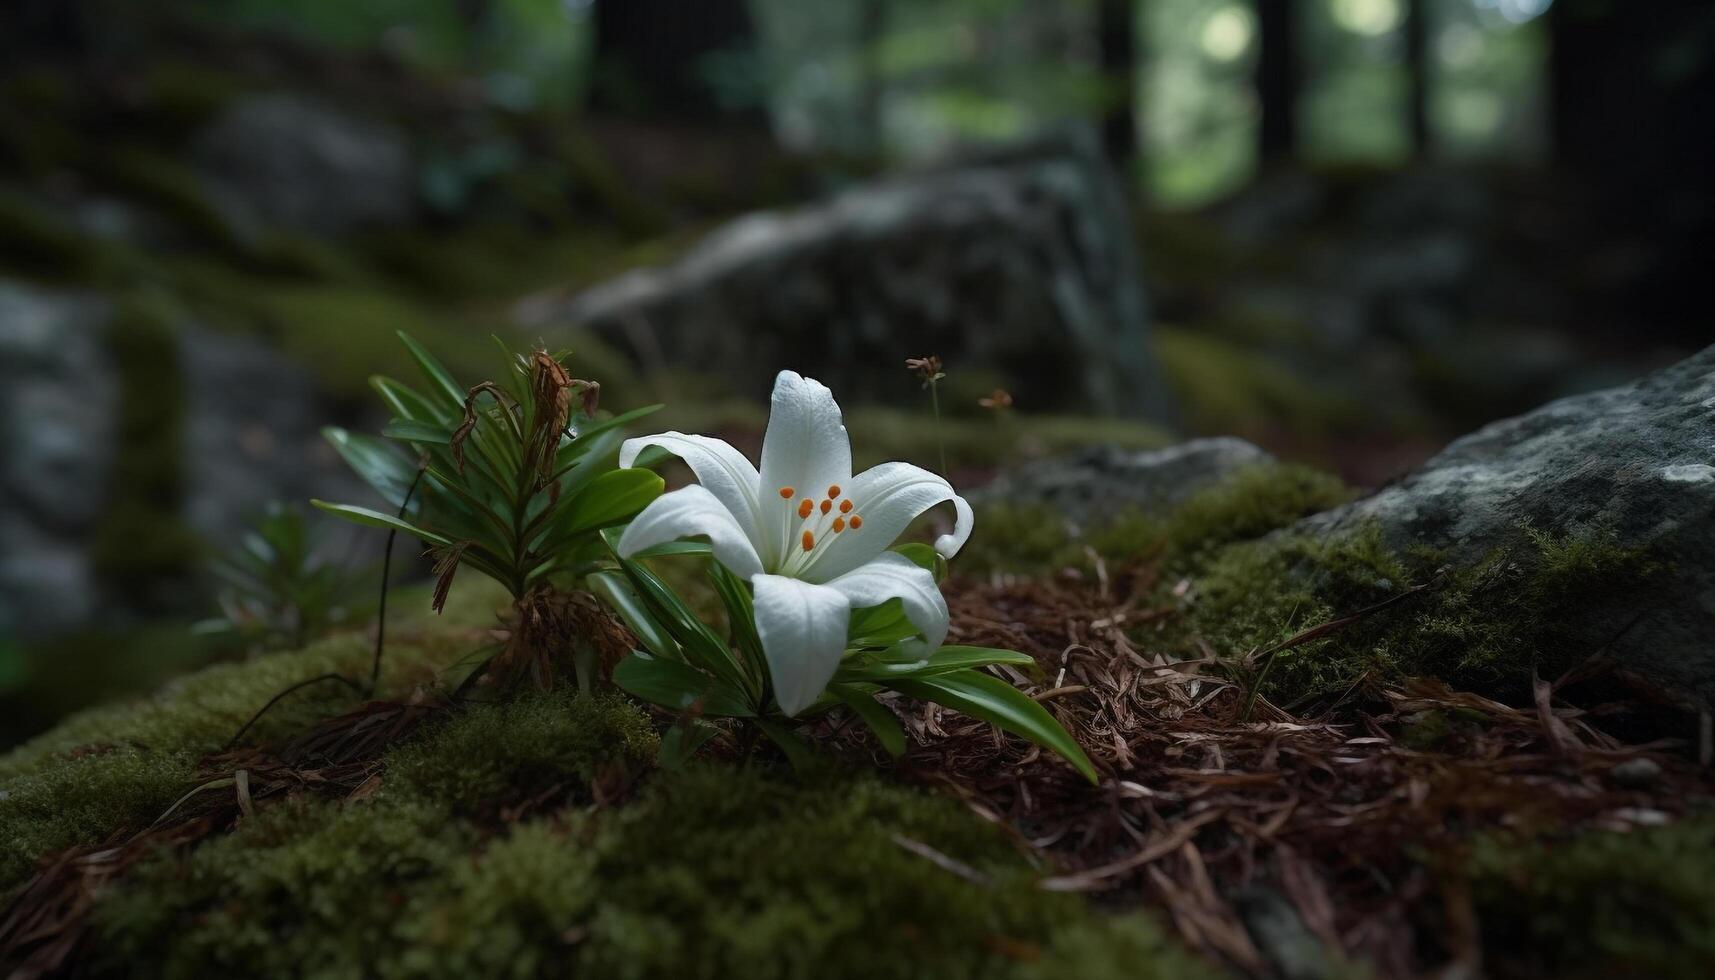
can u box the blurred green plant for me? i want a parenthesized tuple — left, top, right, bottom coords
(193, 503, 372, 653)
(314, 333, 664, 690)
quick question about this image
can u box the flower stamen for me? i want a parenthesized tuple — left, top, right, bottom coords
(801, 530, 815, 552)
(798, 498, 814, 519)
(827, 484, 841, 499)
(839, 499, 853, 514)
(820, 499, 832, 515)
(832, 517, 846, 533)
(849, 515, 863, 529)
(779, 487, 795, 499)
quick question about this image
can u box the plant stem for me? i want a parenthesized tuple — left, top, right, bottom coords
(928, 379, 947, 477)
(370, 470, 425, 696)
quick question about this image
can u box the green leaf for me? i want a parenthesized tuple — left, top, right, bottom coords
(888, 669, 1098, 783)
(628, 540, 713, 560)
(323, 427, 421, 509)
(370, 375, 444, 425)
(613, 652, 754, 717)
(658, 719, 721, 770)
(890, 541, 947, 583)
(752, 719, 819, 774)
(586, 571, 678, 659)
(847, 598, 920, 649)
(838, 643, 1038, 682)
(613, 554, 754, 697)
(706, 560, 765, 698)
(383, 419, 453, 445)
(396, 331, 465, 410)
(546, 468, 663, 544)
(310, 501, 454, 547)
(829, 684, 906, 756)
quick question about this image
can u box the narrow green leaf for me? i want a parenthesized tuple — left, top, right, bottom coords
(370, 375, 444, 425)
(548, 469, 664, 542)
(752, 719, 819, 774)
(706, 559, 765, 698)
(396, 331, 465, 409)
(830, 684, 906, 756)
(383, 419, 453, 445)
(839, 643, 1038, 682)
(310, 501, 454, 547)
(613, 652, 754, 717)
(628, 540, 713, 560)
(657, 718, 721, 770)
(324, 427, 420, 509)
(586, 571, 679, 659)
(888, 669, 1098, 783)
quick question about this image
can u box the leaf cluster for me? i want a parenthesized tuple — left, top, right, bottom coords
(315, 333, 664, 604)
(594, 538, 1097, 782)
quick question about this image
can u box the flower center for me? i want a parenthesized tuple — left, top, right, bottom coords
(778, 485, 860, 575)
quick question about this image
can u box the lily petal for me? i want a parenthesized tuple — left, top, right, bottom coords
(617, 485, 764, 579)
(758, 372, 852, 560)
(798, 461, 974, 582)
(620, 432, 765, 552)
(750, 573, 851, 717)
(825, 552, 949, 650)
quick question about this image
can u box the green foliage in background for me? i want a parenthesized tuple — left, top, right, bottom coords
(195, 503, 373, 652)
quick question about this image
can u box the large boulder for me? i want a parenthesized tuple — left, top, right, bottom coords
(1296, 345, 1715, 708)
(520, 138, 1170, 421)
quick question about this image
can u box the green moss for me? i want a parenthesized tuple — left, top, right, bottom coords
(0, 189, 139, 283)
(94, 764, 1211, 980)
(386, 689, 658, 814)
(1464, 817, 1715, 979)
(92, 148, 247, 253)
(1184, 524, 1659, 706)
(1156, 327, 1357, 440)
(0, 581, 492, 891)
(959, 463, 1350, 577)
(90, 293, 200, 607)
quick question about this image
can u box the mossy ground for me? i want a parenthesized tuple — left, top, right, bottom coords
(1, 661, 1212, 979)
(1463, 817, 1715, 979)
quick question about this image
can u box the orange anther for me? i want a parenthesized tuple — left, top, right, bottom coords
(849, 515, 863, 529)
(798, 498, 814, 519)
(801, 530, 815, 552)
(820, 499, 832, 515)
(832, 517, 846, 533)
(778, 487, 795, 499)
(839, 499, 853, 514)
(827, 484, 841, 499)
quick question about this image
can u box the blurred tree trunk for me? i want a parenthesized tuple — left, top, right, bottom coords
(1097, 0, 1141, 186)
(1403, 0, 1430, 158)
(1255, 0, 1298, 162)
(1549, 0, 1715, 337)
(587, 0, 766, 126)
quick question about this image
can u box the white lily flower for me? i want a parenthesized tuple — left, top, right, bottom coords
(616, 371, 973, 716)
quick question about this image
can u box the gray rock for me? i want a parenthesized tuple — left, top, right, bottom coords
(193, 94, 412, 236)
(0, 283, 118, 637)
(1297, 345, 1715, 708)
(0, 282, 372, 638)
(180, 325, 371, 541)
(520, 137, 1169, 421)
(974, 438, 1274, 526)
(1608, 757, 1663, 789)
